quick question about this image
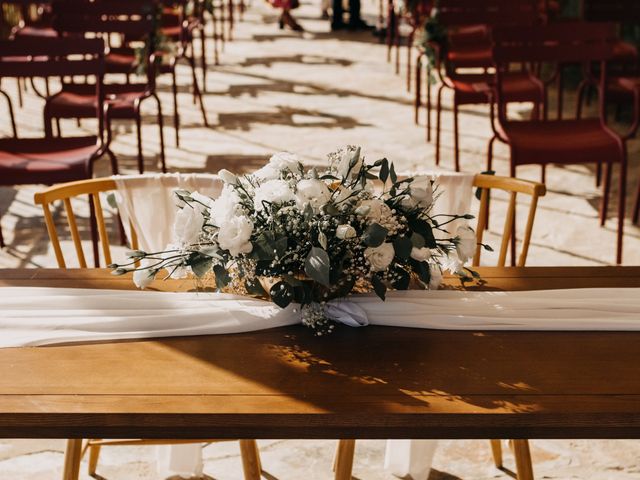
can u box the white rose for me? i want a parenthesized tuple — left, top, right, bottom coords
(364, 243, 395, 272)
(218, 215, 254, 256)
(173, 204, 205, 246)
(254, 179, 295, 211)
(133, 259, 157, 289)
(428, 263, 443, 290)
(410, 246, 432, 262)
(336, 224, 356, 239)
(253, 152, 301, 180)
(217, 169, 238, 185)
(335, 148, 363, 179)
(401, 176, 433, 209)
(359, 199, 392, 223)
(210, 186, 243, 226)
(456, 225, 476, 262)
(295, 179, 331, 212)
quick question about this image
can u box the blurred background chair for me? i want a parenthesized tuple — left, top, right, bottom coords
(0, 36, 117, 249)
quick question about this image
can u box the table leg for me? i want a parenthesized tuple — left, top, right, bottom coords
(512, 439, 534, 480)
(62, 439, 82, 480)
(334, 439, 355, 480)
(239, 439, 261, 480)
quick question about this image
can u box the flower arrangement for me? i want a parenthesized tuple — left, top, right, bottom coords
(112, 147, 485, 334)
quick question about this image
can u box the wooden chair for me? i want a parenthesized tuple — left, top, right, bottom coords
(334, 173, 547, 480)
(34, 177, 262, 480)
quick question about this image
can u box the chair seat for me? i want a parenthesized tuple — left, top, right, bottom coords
(612, 40, 638, 63)
(106, 49, 137, 74)
(47, 84, 149, 120)
(13, 26, 57, 38)
(499, 119, 623, 166)
(451, 72, 541, 105)
(0, 136, 98, 186)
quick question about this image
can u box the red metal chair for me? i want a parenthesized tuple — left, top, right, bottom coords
(490, 22, 629, 264)
(50, 1, 167, 174)
(0, 36, 117, 248)
(425, 0, 544, 172)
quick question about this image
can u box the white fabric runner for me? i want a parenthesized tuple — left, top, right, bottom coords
(3, 287, 640, 348)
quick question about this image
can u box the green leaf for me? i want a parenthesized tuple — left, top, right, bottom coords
(393, 236, 413, 260)
(414, 261, 431, 284)
(126, 249, 146, 258)
(245, 278, 267, 296)
(362, 223, 388, 247)
(111, 268, 128, 276)
(318, 231, 328, 250)
(390, 163, 398, 184)
(106, 192, 118, 210)
(409, 218, 436, 248)
(391, 266, 410, 290)
(379, 159, 389, 183)
(320, 174, 339, 181)
(190, 253, 212, 278)
(304, 247, 331, 287)
(371, 274, 387, 301)
(270, 281, 294, 308)
(411, 232, 425, 249)
(213, 264, 231, 289)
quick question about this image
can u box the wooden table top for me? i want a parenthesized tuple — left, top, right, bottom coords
(1, 266, 640, 440)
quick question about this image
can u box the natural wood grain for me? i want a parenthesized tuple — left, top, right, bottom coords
(1, 267, 640, 439)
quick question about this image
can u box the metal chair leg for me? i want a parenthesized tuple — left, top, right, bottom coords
(171, 65, 180, 148)
(435, 84, 445, 165)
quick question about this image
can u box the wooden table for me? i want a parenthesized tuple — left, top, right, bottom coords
(2, 267, 640, 478)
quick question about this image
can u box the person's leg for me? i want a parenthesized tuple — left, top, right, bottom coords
(332, 0, 345, 29)
(348, 0, 361, 24)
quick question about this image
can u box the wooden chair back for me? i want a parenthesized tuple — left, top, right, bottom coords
(34, 178, 133, 269)
(472, 173, 546, 267)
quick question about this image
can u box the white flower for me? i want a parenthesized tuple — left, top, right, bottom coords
(359, 199, 392, 223)
(364, 243, 395, 272)
(428, 263, 443, 290)
(335, 148, 363, 179)
(162, 243, 189, 279)
(218, 215, 254, 256)
(336, 224, 356, 239)
(253, 152, 301, 180)
(410, 246, 432, 262)
(254, 179, 295, 211)
(133, 259, 157, 289)
(442, 254, 464, 275)
(456, 225, 476, 262)
(173, 204, 205, 246)
(217, 169, 238, 185)
(401, 176, 433, 210)
(210, 186, 243, 226)
(295, 179, 331, 212)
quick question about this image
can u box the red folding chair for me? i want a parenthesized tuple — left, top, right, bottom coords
(425, 0, 545, 171)
(490, 22, 629, 264)
(50, 0, 167, 174)
(0, 36, 117, 248)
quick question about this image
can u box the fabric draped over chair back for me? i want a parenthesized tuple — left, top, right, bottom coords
(113, 173, 222, 252)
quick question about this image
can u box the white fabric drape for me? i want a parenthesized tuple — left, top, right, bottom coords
(113, 173, 222, 252)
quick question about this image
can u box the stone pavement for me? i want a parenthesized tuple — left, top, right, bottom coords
(1, 0, 640, 478)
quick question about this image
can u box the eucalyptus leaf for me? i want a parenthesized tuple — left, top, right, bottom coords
(379, 159, 389, 183)
(190, 254, 212, 278)
(106, 192, 118, 210)
(391, 266, 410, 290)
(270, 281, 294, 308)
(318, 231, 328, 250)
(371, 274, 387, 301)
(411, 232, 426, 248)
(393, 236, 413, 260)
(245, 278, 267, 296)
(362, 223, 388, 247)
(409, 218, 436, 248)
(390, 163, 398, 184)
(305, 247, 331, 287)
(213, 264, 231, 289)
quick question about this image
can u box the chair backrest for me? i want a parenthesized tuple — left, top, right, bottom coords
(34, 178, 126, 268)
(472, 174, 546, 267)
(34, 174, 222, 268)
(584, 0, 640, 23)
(437, 0, 539, 29)
(491, 22, 615, 123)
(52, 1, 156, 41)
(0, 36, 105, 78)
